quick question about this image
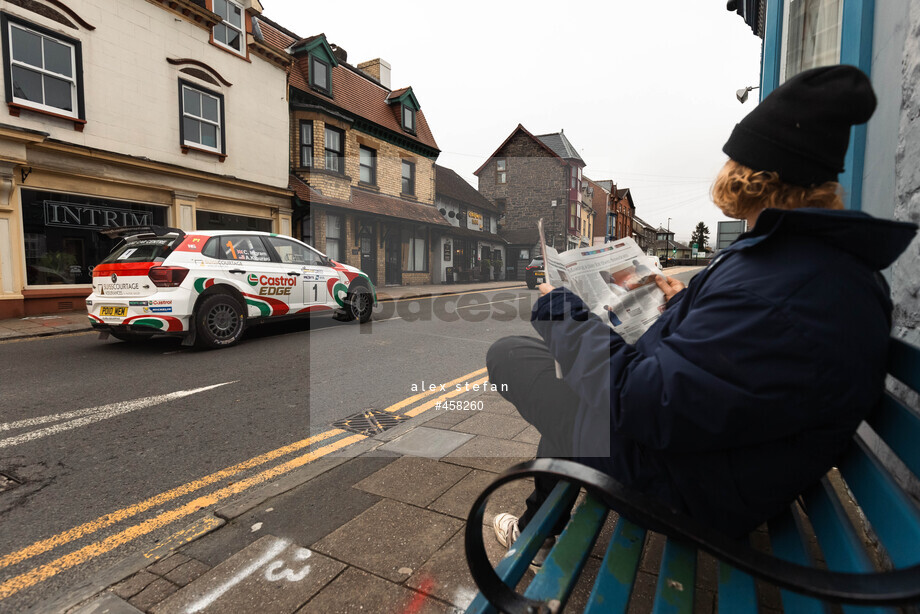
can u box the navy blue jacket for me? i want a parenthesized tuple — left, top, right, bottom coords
(532, 208, 916, 537)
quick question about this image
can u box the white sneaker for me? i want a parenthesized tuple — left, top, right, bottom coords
(492, 513, 521, 548)
(492, 513, 555, 570)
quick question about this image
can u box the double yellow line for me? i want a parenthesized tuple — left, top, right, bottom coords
(0, 366, 492, 600)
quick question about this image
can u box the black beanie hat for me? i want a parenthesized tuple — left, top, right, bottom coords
(722, 65, 877, 186)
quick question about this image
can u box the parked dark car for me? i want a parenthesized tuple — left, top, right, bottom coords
(525, 258, 545, 289)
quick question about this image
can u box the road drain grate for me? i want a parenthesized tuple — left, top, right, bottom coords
(0, 472, 21, 493)
(332, 410, 409, 436)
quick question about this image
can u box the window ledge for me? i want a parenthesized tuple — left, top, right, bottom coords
(400, 193, 418, 201)
(310, 85, 333, 99)
(357, 181, 379, 191)
(308, 167, 350, 180)
(182, 144, 226, 162)
(8, 103, 85, 131)
(209, 39, 251, 62)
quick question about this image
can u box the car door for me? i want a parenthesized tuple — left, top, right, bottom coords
(300, 243, 337, 310)
(264, 236, 327, 313)
(217, 235, 294, 317)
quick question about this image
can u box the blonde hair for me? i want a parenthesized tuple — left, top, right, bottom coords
(711, 160, 844, 219)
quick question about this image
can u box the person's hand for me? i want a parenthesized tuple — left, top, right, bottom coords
(655, 275, 685, 302)
(538, 283, 555, 296)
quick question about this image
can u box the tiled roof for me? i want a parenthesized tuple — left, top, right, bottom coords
(500, 227, 540, 246)
(386, 87, 410, 100)
(536, 132, 585, 165)
(349, 188, 449, 226)
(473, 124, 565, 176)
(435, 165, 500, 214)
(256, 17, 297, 50)
(256, 20, 437, 151)
(291, 175, 448, 226)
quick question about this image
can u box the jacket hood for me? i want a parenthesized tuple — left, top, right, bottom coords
(735, 208, 917, 271)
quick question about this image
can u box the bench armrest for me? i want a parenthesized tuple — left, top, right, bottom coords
(465, 458, 920, 612)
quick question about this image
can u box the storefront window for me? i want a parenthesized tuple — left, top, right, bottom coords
(401, 227, 427, 272)
(781, 0, 842, 82)
(20, 189, 167, 286)
(195, 211, 272, 232)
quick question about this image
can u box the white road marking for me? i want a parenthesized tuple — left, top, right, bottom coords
(0, 382, 235, 448)
(185, 538, 289, 613)
(454, 296, 529, 310)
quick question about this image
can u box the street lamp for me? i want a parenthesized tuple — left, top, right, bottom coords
(665, 217, 671, 268)
(736, 85, 760, 104)
(551, 199, 557, 248)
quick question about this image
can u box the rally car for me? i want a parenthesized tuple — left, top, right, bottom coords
(86, 226, 376, 349)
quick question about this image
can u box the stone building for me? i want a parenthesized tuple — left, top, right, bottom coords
(631, 215, 657, 254)
(433, 165, 506, 283)
(256, 19, 447, 288)
(475, 124, 586, 280)
(0, 0, 292, 317)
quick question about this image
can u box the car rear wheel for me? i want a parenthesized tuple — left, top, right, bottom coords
(110, 330, 155, 343)
(347, 286, 373, 324)
(527, 281, 536, 290)
(195, 294, 245, 349)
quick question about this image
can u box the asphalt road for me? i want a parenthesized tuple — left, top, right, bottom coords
(0, 270, 699, 611)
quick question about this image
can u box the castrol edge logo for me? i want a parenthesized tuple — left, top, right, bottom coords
(249, 274, 296, 296)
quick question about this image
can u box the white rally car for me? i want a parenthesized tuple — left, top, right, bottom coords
(86, 226, 376, 348)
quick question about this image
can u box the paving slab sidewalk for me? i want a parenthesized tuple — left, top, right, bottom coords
(64, 387, 675, 614)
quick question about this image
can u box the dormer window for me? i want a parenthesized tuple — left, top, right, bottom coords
(212, 0, 244, 55)
(310, 55, 331, 94)
(402, 105, 415, 133)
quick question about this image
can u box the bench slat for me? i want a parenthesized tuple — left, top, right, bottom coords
(768, 507, 826, 614)
(804, 478, 894, 614)
(717, 562, 757, 611)
(465, 481, 581, 614)
(865, 394, 920, 478)
(838, 438, 920, 568)
(651, 539, 696, 614)
(804, 477, 875, 573)
(524, 494, 608, 608)
(584, 518, 647, 614)
(888, 337, 920, 393)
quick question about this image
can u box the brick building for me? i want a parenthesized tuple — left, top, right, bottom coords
(475, 124, 586, 281)
(631, 215, 657, 254)
(434, 165, 506, 283)
(0, 0, 292, 317)
(257, 19, 448, 288)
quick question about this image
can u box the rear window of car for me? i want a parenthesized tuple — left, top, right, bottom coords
(100, 238, 175, 264)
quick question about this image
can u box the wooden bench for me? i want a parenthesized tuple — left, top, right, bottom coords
(464, 337, 920, 613)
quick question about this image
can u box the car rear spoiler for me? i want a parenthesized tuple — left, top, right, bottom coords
(99, 225, 186, 240)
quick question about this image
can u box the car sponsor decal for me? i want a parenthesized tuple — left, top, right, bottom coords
(247, 274, 259, 287)
(173, 235, 208, 252)
(241, 293, 289, 317)
(122, 315, 184, 331)
(294, 305, 333, 314)
(129, 301, 149, 306)
(193, 277, 217, 293)
(149, 306, 172, 313)
(88, 314, 104, 324)
(326, 279, 349, 307)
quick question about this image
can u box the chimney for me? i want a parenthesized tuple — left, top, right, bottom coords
(357, 58, 391, 89)
(329, 44, 347, 64)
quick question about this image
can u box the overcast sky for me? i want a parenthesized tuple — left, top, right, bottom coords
(262, 1, 764, 245)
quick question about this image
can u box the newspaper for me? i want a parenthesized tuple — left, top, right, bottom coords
(538, 219, 666, 345)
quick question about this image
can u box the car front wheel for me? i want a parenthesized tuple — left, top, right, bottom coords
(195, 294, 245, 349)
(347, 286, 373, 324)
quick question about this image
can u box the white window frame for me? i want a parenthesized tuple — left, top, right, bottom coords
(6, 21, 78, 117)
(211, 0, 245, 55)
(181, 83, 223, 153)
(779, 0, 843, 83)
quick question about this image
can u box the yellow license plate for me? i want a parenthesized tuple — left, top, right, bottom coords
(100, 306, 127, 317)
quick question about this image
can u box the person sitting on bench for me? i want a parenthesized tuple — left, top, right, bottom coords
(486, 65, 918, 562)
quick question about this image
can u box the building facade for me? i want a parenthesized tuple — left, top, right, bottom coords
(434, 165, 506, 283)
(254, 20, 447, 288)
(631, 215, 656, 254)
(475, 124, 586, 280)
(0, 0, 292, 317)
